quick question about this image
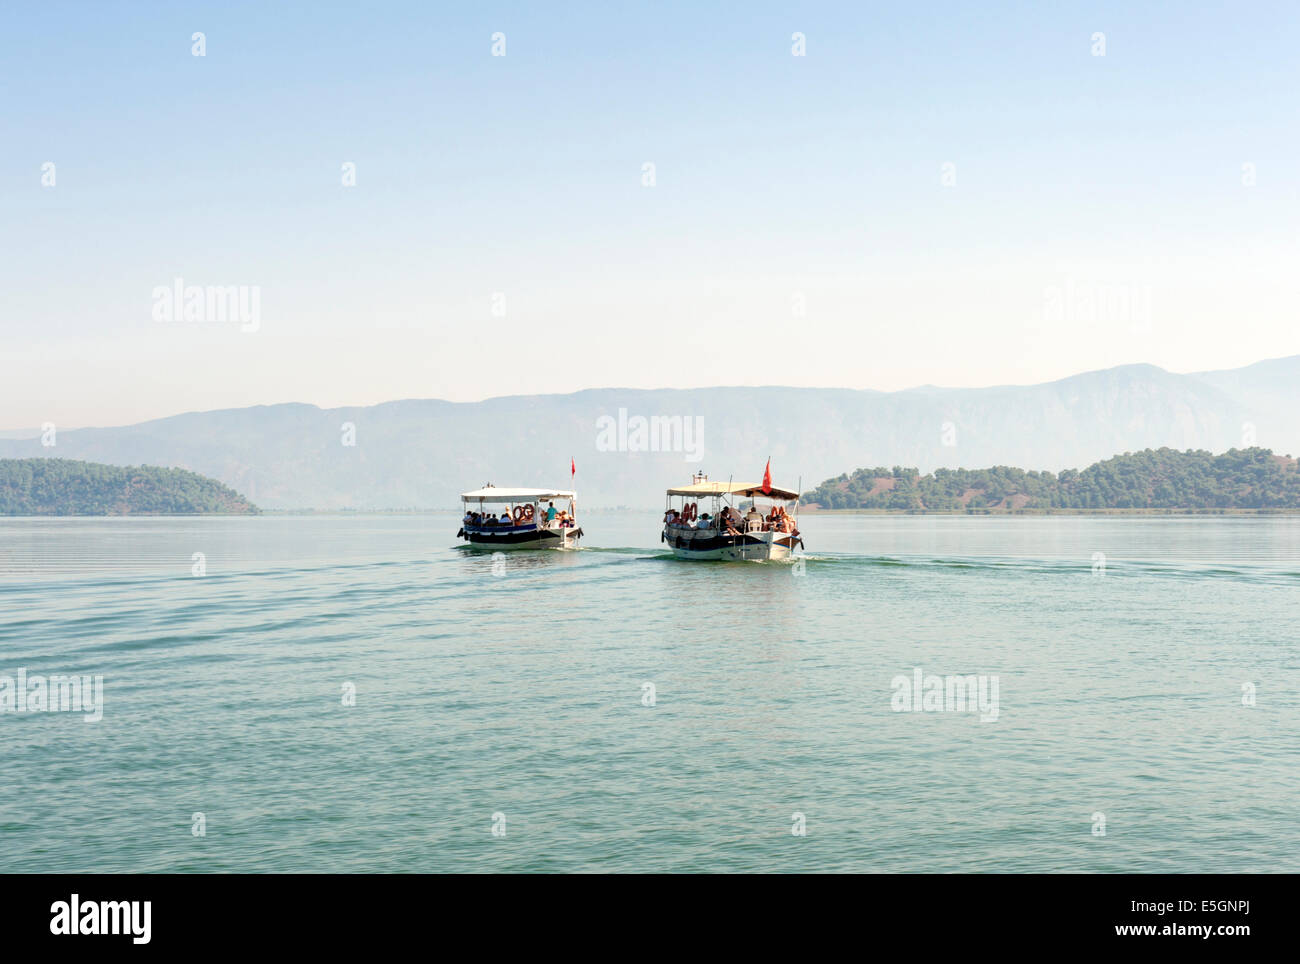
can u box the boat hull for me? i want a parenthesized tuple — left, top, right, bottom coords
(662, 527, 799, 561)
(458, 524, 583, 550)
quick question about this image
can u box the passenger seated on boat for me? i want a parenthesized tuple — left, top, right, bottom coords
(695, 513, 712, 529)
(665, 509, 681, 526)
(499, 512, 512, 525)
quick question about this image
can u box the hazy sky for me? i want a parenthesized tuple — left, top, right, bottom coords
(2, 1, 1298, 429)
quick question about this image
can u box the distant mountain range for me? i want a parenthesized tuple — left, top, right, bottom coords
(3, 356, 1297, 509)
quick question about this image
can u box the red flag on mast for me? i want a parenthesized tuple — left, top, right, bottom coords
(571, 457, 576, 479)
(761, 458, 771, 494)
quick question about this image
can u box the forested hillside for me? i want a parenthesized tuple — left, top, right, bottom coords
(803, 448, 1300, 511)
(0, 459, 260, 515)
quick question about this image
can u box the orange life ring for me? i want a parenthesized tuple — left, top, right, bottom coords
(686, 503, 697, 521)
(512, 505, 525, 523)
(523, 504, 535, 521)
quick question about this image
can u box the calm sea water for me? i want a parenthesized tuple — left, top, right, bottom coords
(1, 513, 1297, 873)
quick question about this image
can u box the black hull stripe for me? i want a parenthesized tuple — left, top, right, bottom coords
(663, 532, 796, 551)
(463, 528, 582, 546)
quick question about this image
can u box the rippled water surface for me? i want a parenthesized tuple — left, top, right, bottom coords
(1, 513, 1297, 872)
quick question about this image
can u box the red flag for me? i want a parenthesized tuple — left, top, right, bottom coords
(571, 457, 576, 478)
(761, 458, 771, 494)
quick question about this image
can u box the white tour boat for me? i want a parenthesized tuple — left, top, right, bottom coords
(457, 485, 583, 550)
(661, 471, 803, 561)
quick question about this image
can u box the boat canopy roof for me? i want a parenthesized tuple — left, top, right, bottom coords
(461, 486, 576, 503)
(665, 481, 800, 501)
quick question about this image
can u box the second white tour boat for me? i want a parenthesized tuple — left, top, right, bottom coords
(661, 472, 803, 561)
